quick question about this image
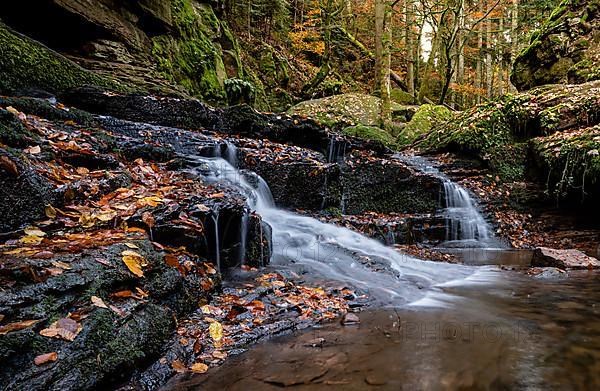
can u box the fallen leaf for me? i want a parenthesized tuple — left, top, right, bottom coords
(172, 360, 187, 373)
(0, 155, 19, 176)
(209, 321, 223, 342)
(76, 167, 89, 175)
(25, 146, 41, 155)
(24, 226, 46, 237)
(91, 296, 108, 309)
(45, 205, 57, 219)
(40, 318, 82, 341)
(191, 362, 209, 373)
(212, 350, 227, 360)
(142, 211, 155, 228)
(0, 319, 40, 335)
(34, 352, 58, 366)
(121, 250, 145, 277)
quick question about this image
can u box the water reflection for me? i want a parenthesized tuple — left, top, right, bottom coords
(165, 270, 600, 390)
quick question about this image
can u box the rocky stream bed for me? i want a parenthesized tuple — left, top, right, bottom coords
(1, 88, 599, 390)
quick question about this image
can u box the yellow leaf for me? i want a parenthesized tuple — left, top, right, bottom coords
(95, 210, 117, 222)
(209, 321, 223, 342)
(24, 226, 46, 237)
(121, 251, 144, 277)
(91, 296, 108, 309)
(125, 242, 139, 249)
(20, 235, 44, 245)
(45, 205, 57, 219)
(191, 362, 209, 373)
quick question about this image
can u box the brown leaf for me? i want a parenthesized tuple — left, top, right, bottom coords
(91, 296, 108, 309)
(191, 362, 209, 374)
(172, 360, 187, 373)
(142, 211, 155, 228)
(0, 319, 40, 335)
(25, 145, 41, 155)
(40, 318, 82, 341)
(34, 352, 58, 366)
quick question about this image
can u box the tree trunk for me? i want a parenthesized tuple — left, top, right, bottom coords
(375, 0, 392, 127)
(476, 1, 484, 104)
(486, 3, 494, 98)
(406, 0, 415, 96)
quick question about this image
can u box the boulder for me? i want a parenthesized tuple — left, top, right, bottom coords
(532, 247, 600, 269)
(512, 0, 600, 91)
(0, 148, 57, 233)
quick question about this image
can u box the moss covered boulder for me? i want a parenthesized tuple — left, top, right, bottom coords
(414, 80, 600, 198)
(343, 125, 397, 149)
(512, 0, 600, 91)
(288, 93, 415, 128)
(397, 104, 453, 145)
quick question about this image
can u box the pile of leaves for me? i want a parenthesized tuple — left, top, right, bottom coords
(165, 271, 354, 374)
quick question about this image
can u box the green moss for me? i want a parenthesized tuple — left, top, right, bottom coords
(0, 108, 39, 147)
(150, 0, 245, 105)
(390, 89, 415, 105)
(397, 104, 452, 146)
(0, 22, 129, 96)
(415, 95, 531, 181)
(343, 124, 396, 148)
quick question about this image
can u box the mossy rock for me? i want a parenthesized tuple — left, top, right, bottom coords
(0, 22, 128, 96)
(150, 0, 247, 105)
(396, 104, 453, 145)
(288, 93, 410, 128)
(343, 125, 397, 149)
(511, 0, 600, 91)
(390, 89, 416, 105)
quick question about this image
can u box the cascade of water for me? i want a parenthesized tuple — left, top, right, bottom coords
(224, 141, 238, 168)
(443, 181, 490, 241)
(239, 208, 249, 266)
(187, 155, 473, 305)
(211, 210, 221, 271)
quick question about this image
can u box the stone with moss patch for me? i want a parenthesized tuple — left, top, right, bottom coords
(343, 125, 397, 149)
(397, 104, 453, 146)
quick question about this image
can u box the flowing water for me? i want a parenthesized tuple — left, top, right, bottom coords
(170, 148, 598, 390)
(188, 155, 475, 305)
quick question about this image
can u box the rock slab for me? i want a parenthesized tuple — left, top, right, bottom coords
(532, 247, 600, 270)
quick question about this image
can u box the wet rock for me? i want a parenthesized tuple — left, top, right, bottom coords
(528, 267, 569, 279)
(0, 240, 207, 390)
(341, 313, 360, 325)
(532, 247, 600, 270)
(0, 148, 57, 233)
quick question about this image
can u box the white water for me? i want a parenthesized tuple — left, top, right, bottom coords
(444, 181, 490, 241)
(189, 155, 475, 305)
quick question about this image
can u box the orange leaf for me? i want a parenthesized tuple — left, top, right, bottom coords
(34, 352, 58, 366)
(191, 362, 209, 373)
(0, 319, 40, 335)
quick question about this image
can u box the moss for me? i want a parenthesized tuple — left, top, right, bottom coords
(289, 93, 408, 128)
(397, 104, 452, 146)
(415, 95, 532, 181)
(150, 0, 241, 105)
(390, 89, 415, 105)
(0, 22, 130, 96)
(343, 125, 396, 148)
(0, 108, 39, 147)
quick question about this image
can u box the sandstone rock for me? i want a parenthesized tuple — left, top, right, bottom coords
(341, 313, 360, 325)
(532, 247, 600, 270)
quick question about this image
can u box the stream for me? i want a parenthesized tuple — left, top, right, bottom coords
(168, 149, 599, 389)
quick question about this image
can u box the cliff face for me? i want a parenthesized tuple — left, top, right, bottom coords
(0, 0, 251, 105)
(511, 0, 600, 91)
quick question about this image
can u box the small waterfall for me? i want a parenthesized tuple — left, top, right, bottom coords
(224, 141, 238, 168)
(239, 209, 249, 266)
(211, 211, 221, 271)
(396, 155, 497, 247)
(443, 181, 490, 242)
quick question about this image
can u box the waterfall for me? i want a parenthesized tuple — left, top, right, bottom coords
(395, 155, 497, 247)
(211, 211, 221, 271)
(443, 181, 490, 242)
(239, 209, 249, 266)
(224, 141, 238, 168)
(186, 154, 473, 305)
